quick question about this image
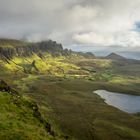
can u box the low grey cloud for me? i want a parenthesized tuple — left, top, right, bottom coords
(0, 0, 140, 53)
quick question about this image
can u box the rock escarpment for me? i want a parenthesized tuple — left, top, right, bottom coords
(0, 39, 70, 60)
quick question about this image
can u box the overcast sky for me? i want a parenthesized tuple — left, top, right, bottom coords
(0, 0, 140, 54)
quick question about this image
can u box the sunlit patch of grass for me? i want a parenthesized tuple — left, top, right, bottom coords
(109, 75, 140, 84)
(4, 62, 18, 72)
(3, 54, 80, 76)
(93, 59, 112, 68)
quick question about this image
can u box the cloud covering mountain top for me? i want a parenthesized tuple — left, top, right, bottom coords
(0, 0, 140, 52)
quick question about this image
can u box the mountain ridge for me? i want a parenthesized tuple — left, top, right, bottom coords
(105, 52, 126, 60)
(0, 38, 96, 61)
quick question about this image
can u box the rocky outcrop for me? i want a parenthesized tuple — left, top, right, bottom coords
(0, 39, 96, 62)
(0, 79, 56, 136)
(0, 79, 18, 95)
(0, 39, 68, 60)
(31, 103, 55, 136)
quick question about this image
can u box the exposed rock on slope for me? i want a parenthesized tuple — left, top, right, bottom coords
(0, 79, 18, 95)
(0, 80, 69, 139)
(0, 39, 70, 60)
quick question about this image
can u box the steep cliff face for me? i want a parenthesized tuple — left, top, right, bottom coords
(0, 39, 96, 63)
(0, 39, 67, 60)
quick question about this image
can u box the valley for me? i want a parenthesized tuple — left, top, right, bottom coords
(0, 39, 140, 140)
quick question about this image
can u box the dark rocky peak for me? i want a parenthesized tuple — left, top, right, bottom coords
(0, 39, 65, 59)
(106, 52, 126, 60)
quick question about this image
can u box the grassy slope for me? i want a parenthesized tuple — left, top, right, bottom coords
(0, 91, 56, 140)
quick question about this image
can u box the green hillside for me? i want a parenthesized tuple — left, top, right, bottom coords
(0, 91, 66, 140)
